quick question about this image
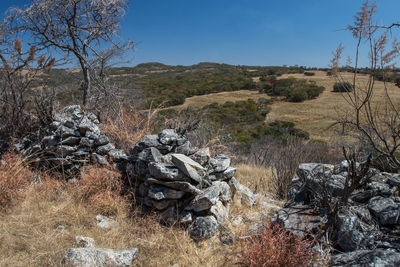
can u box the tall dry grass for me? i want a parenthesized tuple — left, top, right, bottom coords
(102, 107, 155, 152)
(0, 153, 32, 211)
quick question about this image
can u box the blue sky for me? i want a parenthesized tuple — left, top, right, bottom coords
(1, 0, 400, 67)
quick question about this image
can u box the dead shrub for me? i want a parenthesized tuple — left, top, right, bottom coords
(0, 153, 32, 211)
(73, 166, 129, 216)
(102, 107, 155, 152)
(239, 223, 314, 267)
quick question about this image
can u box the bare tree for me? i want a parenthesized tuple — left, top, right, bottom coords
(8, 0, 129, 106)
(333, 0, 400, 170)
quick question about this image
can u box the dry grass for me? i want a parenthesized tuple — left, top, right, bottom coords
(0, 153, 32, 211)
(169, 90, 270, 110)
(1, 156, 285, 266)
(102, 107, 155, 152)
(268, 71, 400, 142)
(235, 163, 274, 196)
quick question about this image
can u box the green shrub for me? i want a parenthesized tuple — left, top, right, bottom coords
(304, 71, 315, 76)
(333, 82, 354, 92)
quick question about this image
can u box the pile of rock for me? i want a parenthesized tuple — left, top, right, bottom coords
(125, 129, 245, 240)
(16, 105, 126, 177)
(273, 161, 400, 266)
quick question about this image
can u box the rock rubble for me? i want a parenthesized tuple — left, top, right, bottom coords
(272, 161, 400, 266)
(16, 105, 126, 177)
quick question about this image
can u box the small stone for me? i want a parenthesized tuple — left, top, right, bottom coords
(108, 149, 127, 161)
(65, 247, 138, 267)
(94, 136, 110, 146)
(210, 154, 231, 172)
(190, 148, 211, 166)
(56, 125, 78, 138)
(137, 147, 163, 162)
(185, 185, 219, 212)
(158, 129, 179, 145)
(145, 178, 202, 195)
(175, 141, 192, 155)
(212, 181, 232, 202)
(60, 136, 80, 146)
(93, 153, 109, 165)
(96, 143, 115, 155)
(79, 137, 94, 148)
(210, 201, 230, 224)
(188, 216, 219, 240)
(148, 185, 185, 200)
(42, 135, 60, 147)
(56, 145, 76, 157)
(75, 236, 95, 248)
(131, 135, 162, 155)
(96, 214, 119, 229)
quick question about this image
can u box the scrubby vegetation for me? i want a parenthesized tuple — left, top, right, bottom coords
(260, 77, 325, 102)
(333, 82, 354, 92)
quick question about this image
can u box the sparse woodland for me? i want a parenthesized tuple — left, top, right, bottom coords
(1, 0, 400, 266)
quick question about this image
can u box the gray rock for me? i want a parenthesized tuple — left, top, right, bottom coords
(188, 216, 219, 240)
(94, 136, 110, 146)
(108, 149, 127, 161)
(56, 125, 78, 138)
(185, 185, 219, 212)
(93, 153, 109, 165)
(75, 236, 95, 248)
(190, 148, 211, 166)
(212, 181, 232, 202)
(210, 201, 230, 224)
(137, 147, 163, 162)
(60, 105, 82, 118)
(272, 204, 325, 236)
(96, 214, 119, 229)
(56, 145, 76, 157)
(42, 135, 59, 147)
(297, 163, 334, 180)
(96, 143, 115, 155)
(144, 197, 174, 210)
(210, 154, 231, 172)
(148, 162, 181, 180)
(132, 135, 162, 154)
(388, 174, 400, 187)
(215, 167, 237, 181)
(85, 130, 101, 139)
(79, 116, 100, 135)
(229, 178, 256, 207)
(72, 149, 90, 157)
(175, 141, 192, 155)
(336, 211, 364, 251)
(176, 136, 188, 146)
(49, 121, 61, 130)
(60, 136, 80, 146)
(148, 185, 184, 200)
(145, 178, 202, 195)
(331, 249, 400, 267)
(171, 153, 206, 183)
(65, 247, 138, 267)
(179, 211, 193, 224)
(79, 137, 94, 148)
(368, 196, 400, 225)
(158, 129, 179, 145)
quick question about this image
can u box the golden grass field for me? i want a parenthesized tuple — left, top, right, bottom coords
(170, 70, 400, 142)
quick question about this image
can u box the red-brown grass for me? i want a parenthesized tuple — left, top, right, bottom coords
(0, 153, 32, 211)
(73, 166, 129, 216)
(102, 107, 155, 152)
(239, 223, 314, 267)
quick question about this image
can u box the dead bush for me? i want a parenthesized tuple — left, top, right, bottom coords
(102, 107, 155, 152)
(243, 137, 341, 199)
(0, 153, 32, 211)
(73, 166, 129, 216)
(239, 223, 314, 267)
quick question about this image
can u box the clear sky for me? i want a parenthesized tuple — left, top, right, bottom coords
(1, 0, 400, 67)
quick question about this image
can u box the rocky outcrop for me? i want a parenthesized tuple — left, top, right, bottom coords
(16, 105, 126, 177)
(272, 161, 400, 266)
(125, 129, 244, 240)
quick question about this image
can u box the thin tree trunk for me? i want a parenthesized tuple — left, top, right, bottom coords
(79, 59, 91, 106)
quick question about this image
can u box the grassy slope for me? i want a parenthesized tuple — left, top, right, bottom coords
(0, 159, 281, 266)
